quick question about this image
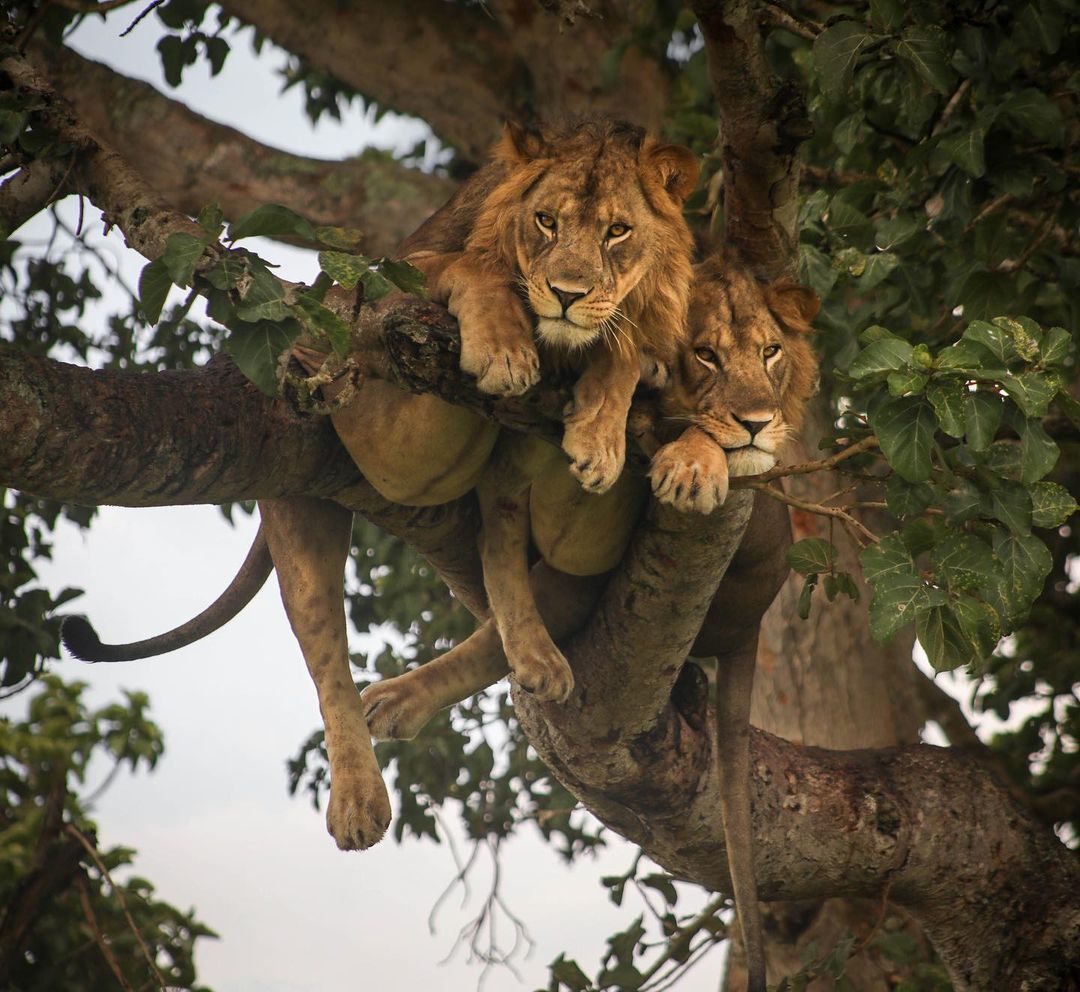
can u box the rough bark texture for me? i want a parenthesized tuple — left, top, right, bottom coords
(27, 42, 453, 256)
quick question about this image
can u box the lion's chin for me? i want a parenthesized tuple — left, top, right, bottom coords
(535, 318, 601, 351)
(726, 448, 776, 477)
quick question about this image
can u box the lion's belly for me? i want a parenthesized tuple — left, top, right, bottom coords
(331, 379, 498, 506)
(530, 461, 646, 577)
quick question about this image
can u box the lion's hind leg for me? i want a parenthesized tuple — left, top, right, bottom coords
(259, 497, 391, 851)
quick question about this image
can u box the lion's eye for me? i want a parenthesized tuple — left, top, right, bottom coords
(694, 347, 720, 369)
(536, 212, 557, 234)
(607, 222, 631, 240)
(763, 344, 782, 360)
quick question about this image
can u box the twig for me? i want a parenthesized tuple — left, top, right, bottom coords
(637, 893, 727, 987)
(750, 481, 881, 547)
(48, 0, 136, 11)
(121, 0, 166, 37)
(930, 79, 973, 138)
(759, 0, 821, 41)
(64, 824, 166, 990)
(74, 873, 135, 992)
(729, 435, 880, 489)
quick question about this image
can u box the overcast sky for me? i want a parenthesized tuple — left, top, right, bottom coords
(7, 10, 724, 992)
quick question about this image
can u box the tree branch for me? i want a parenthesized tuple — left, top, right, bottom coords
(0, 158, 73, 237)
(217, 0, 524, 163)
(26, 42, 454, 255)
(690, 0, 812, 276)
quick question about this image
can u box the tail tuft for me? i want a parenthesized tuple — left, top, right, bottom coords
(60, 615, 111, 662)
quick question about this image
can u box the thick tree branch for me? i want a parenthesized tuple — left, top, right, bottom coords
(26, 42, 453, 255)
(0, 158, 72, 237)
(1, 43, 206, 261)
(217, 0, 525, 163)
(690, 0, 812, 276)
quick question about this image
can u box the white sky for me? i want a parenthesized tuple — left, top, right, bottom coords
(5, 10, 724, 992)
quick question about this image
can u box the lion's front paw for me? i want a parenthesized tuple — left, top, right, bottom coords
(325, 765, 392, 851)
(650, 437, 730, 514)
(360, 678, 436, 741)
(562, 421, 626, 494)
(507, 634, 574, 703)
(639, 355, 672, 390)
(460, 337, 540, 396)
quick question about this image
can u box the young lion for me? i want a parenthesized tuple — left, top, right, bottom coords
(359, 260, 820, 992)
(64, 120, 699, 854)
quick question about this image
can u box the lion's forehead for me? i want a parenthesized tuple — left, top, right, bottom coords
(692, 282, 781, 351)
(526, 163, 651, 224)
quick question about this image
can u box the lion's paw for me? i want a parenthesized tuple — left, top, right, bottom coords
(508, 636, 574, 703)
(639, 355, 672, 390)
(360, 678, 435, 741)
(325, 767, 392, 851)
(650, 438, 730, 515)
(562, 422, 625, 494)
(460, 338, 540, 396)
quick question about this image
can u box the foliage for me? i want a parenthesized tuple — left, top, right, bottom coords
(0, 675, 215, 990)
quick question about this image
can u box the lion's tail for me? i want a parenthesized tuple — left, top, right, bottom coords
(61, 526, 274, 663)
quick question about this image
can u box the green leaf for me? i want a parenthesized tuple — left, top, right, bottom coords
(813, 22, 875, 99)
(1017, 1, 1064, 54)
(1000, 371, 1056, 418)
(860, 534, 916, 585)
(994, 530, 1052, 621)
(291, 294, 351, 356)
(944, 479, 986, 524)
(962, 319, 1023, 365)
(1015, 415, 1059, 484)
(917, 605, 977, 671)
(856, 252, 900, 291)
(952, 593, 1001, 662)
(861, 536, 947, 642)
(157, 34, 189, 88)
(848, 337, 914, 379)
(935, 338, 997, 372)
(931, 534, 995, 593)
(869, 0, 904, 33)
(137, 258, 172, 325)
(550, 954, 592, 992)
(314, 225, 366, 251)
(997, 88, 1065, 145)
(895, 26, 957, 94)
(939, 129, 986, 178)
(318, 250, 371, 290)
(360, 267, 396, 301)
(887, 369, 928, 396)
(204, 35, 230, 75)
(1039, 326, 1073, 366)
(870, 395, 936, 482)
(926, 379, 966, 438)
(963, 391, 1003, 451)
(826, 199, 874, 246)
(885, 477, 935, 518)
(1031, 481, 1079, 529)
(954, 271, 1017, 322)
(378, 257, 428, 297)
(787, 538, 837, 575)
(990, 482, 1033, 535)
(160, 231, 206, 287)
(224, 319, 300, 396)
(196, 202, 225, 238)
(228, 203, 317, 243)
(235, 263, 291, 322)
(874, 215, 922, 251)
(640, 873, 678, 906)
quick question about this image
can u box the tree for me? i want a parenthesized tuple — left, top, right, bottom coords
(2, 2, 1079, 990)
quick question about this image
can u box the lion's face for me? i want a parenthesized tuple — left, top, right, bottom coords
(471, 120, 698, 356)
(664, 263, 820, 476)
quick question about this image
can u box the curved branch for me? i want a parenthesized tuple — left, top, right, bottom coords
(0, 159, 73, 237)
(26, 42, 454, 255)
(216, 0, 524, 162)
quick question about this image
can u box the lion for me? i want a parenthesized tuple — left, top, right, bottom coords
(358, 259, 820, 992)
(64, 119, 700, 855)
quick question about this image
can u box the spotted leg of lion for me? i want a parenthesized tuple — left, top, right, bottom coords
(259, 496, 391, 851)
(561, 337, 641, 494)
(363, 563, 606, 739)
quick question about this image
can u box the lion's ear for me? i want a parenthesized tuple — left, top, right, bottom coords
(496, 121, 548, 164)
(645, 141, 700, 204)
(765, 280, 820, 334)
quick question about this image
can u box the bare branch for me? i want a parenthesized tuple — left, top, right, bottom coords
(0, 158, 73, 237)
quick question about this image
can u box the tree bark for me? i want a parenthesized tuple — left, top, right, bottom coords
(26, 42, 454, 255)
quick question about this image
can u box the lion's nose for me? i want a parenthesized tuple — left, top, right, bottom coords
(548, 282, 588, 314)
(736, 415, 773, 439)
